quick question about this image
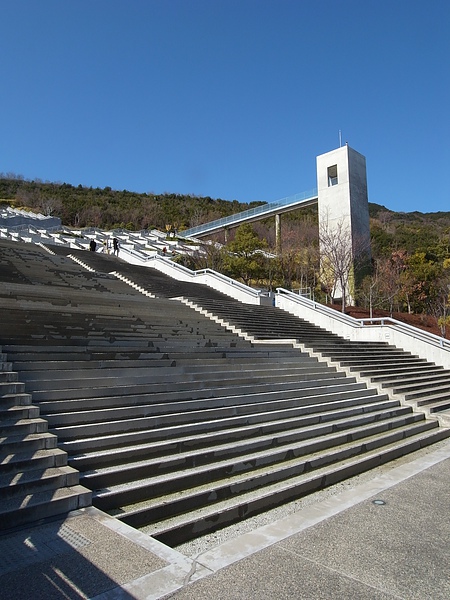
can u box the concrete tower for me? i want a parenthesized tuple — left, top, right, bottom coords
(316, 145, 371, 305)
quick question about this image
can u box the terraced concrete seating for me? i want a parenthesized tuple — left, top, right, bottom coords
(1, 239, 449, 543)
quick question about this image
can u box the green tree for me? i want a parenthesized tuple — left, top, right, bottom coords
(224, 224, 267, 286)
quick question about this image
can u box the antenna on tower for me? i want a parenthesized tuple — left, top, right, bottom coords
(339, 129, 342, 147)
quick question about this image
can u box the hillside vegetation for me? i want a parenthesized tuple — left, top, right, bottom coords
(1, 175, 450, 337)
(0, 175, 264, 231)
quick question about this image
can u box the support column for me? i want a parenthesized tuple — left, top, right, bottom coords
(275, 214, 282, 255)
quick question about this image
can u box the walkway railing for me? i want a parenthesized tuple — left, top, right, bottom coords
(359, 317, 450, 350)
(276, 287, 450, 353)
(276, 287, 364, 328)
(182, 188, 318, 238)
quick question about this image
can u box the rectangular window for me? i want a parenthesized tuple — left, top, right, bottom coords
(328, 165, 338, 186)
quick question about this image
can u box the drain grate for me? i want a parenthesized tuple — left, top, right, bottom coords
(0, 523, 91, 577)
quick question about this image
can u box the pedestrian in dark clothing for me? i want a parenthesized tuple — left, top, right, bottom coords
(113, 238, 119, 256)
(89, 239, 97, 252)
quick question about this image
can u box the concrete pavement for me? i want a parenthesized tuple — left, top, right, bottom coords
(1, 439, 449, 600)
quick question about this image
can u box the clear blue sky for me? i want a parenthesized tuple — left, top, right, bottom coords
(2, 0, 449, 213)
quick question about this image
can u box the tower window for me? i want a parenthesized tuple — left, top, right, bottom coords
(328, 165, 338, 186)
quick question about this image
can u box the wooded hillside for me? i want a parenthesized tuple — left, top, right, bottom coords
(0, 175, 264, 231)
(2, 175, 450, 336)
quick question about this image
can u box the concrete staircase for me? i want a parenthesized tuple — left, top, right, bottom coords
(1, 239, 449, 544)
(0, 350, 91, 531)
(73, 249, 450, 421)
(178, 297, 450, 421)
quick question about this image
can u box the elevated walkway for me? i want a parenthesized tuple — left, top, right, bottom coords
(182, 188, 318, 238)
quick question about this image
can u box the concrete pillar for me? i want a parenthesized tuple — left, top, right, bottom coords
(316, 145, 371, 305)
(275, 214, 282, 255)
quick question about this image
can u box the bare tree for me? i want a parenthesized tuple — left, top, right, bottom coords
(319, 218, 352, 311)
(427, 259, 450, 337)
(189, 241, 225, 272)
(189, 207, 208, 229)
(357, 274, 381, 318)
(429, 280, 450, 337)
(319, 215, 371, 311)
(39, 197, 62, 217)
(374, 256, 402, 316)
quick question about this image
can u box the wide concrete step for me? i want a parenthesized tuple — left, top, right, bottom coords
(0, 381, 26, 395)
(107, 421, 448, 541)
(4, 335, 245, 349)
(355, 363, 439, 377)
(309, 341, 409, 350)
(308, 339, 418, 358)
(0, 432, 58, 453)
(172, 349, 304, 363)
(369, 367, 447, 384)
(16, 356, 320, 379)
(10, 358, 178, 372)
(82, 407, 418, 491)
(0, 417, 49, 436)
(405, 383, 450, 402)
(42, 376, 355, 424)
(0, 404, 40, 421)
(326, 351, 420, 367)
(131, 425, 450, 545)
(69, 396, 400, 471)
(98, 417, 436, 510)
(173, 353, 311, 367)
(49, 385, 377, 440)
(59, 392, 391, 455)
(0, 485, 92, 532)
(31, 371, 351, 403)
(21, 364, 333, 390)
(343, 357, 429, 368)
(0, 371, 19, 382)
(5, 342, 300, 358)
(0, 465, 80, 498)
(302, 341, 391, 350)
(2, 343, 163, 355)
(423, 398, 450, 413)
(0, 447, 68, 474)
(388, 374, 450, 393)
(0, 392, 33, 408)
(36, 375, 347, 414)
(252, 333, 346, 343)
(14, 352, 171, 363)
(10, 354, 309, 373)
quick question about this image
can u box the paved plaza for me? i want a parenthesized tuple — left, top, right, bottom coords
(0, 439, 448, 600)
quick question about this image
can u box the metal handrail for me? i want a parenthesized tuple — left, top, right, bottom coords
(150, 257, 265, 298)
(276, 287, 450, 350)
(359, 317, 450, 349)
(276, 287, 363, 327)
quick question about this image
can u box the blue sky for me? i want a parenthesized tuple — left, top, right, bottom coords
(1, 0, 449, 213)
